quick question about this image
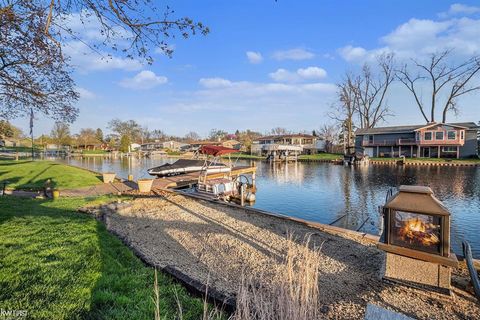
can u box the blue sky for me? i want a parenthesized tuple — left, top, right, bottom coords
(12, 1, 480, 137)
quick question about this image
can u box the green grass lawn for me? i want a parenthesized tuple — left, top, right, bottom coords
(0, 196, 208, 319)
(0, 160, 102, 190)
(221, 152, 265, 160)
(0, 146, 42, 152)
(298, 153, 343, 160)
(81, 150, 109, 155)
(166, 151, 183, 156)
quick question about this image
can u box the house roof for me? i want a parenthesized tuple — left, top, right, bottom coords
(256, 134, 315, 141)
(355, 122, 479, 135)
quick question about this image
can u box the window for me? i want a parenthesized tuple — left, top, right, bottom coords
(369, 135, 374, 143)
(447, 131, 456, 140)
(424, 132, 433, 141)
(435, 132, 444, 140)
(442, 146, 457, 152)
(461, 130, 464, 140)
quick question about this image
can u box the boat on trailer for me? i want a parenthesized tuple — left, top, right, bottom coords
(147, 159, 230, 177)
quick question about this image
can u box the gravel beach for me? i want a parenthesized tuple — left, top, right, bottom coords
(98, 193, 479, 319)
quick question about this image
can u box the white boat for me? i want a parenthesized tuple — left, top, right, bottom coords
(147, 159, 230, 177)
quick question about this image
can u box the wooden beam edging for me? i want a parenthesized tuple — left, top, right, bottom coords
(162, 189, 380, 244)
(297, 158, 341, 163)
(94, 206, 237, 312)
(369, 160, 480, 167)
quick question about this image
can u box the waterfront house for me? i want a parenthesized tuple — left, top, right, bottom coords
(189, 141, 221, 151)
(76, 143, 109, 151)
(251, 134, 325, 156)
(355, 122, 479, 159)
(130, 143, 141, 151)
(162, 140, 190, 151)
(140, 142, 164, 151)
(221, 139, 242, 150)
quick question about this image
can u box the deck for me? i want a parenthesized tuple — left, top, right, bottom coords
(151, 166, 257, 190)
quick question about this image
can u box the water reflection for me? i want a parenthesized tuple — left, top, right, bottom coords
(59, 157, 480, 257)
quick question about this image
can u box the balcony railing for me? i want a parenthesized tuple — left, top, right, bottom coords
(362, 139, 416, 146)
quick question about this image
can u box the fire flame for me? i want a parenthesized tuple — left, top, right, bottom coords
(398, 217, 440, 247)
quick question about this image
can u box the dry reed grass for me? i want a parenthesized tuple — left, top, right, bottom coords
(153, 268, 161, 320)
(231, 234, 323, 320)
(153, 234, 322, 320)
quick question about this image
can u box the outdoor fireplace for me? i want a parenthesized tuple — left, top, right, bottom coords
(390, 211, 442, 255)
(378, 185, 458, 294)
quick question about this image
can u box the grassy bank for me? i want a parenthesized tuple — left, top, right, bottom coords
(222, 152, 265, 160)
(0, 160, 102, 190)
(0, 146, 41, 152)
(81, 150, 109, 155)
(0, 195, 207, 319)
(298, 153, 343, 161)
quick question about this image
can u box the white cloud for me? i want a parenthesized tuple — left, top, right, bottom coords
(157, 77, 337, 131)
(246, 51, 263, 64)
(338, 45, 368, 62)
(269, 69, 299, 82)
(269, 67, 328, 83)
(297, 67, 327, 79)
(196, 77, 335, 96)
(199, 77, 233, 88)
(272, 48, 315, 60)
(119, 70, 168, 90)
(76, 87, 96, 99)
(59, 11, 144, 72)
(338, 16, 480, 62)
(63, 41, 143, 73)
(439, 3, 480, 18)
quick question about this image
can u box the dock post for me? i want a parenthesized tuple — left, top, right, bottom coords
(240, 183, 245, 206)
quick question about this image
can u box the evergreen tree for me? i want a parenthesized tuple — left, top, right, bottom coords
(120, 134, 131, 152)
(95, 128, 104, 143)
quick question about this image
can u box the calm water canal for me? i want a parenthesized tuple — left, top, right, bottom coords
(60, 157, 480, 257)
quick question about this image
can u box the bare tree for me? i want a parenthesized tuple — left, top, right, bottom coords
(151, 129, 166, 141)
(108, 119, 141, 142)
(319, 124, 339, 153)
(330, 72, 358, 151)
(78, 128, 98, 148)
(397, 50, 480, 123)
(1, 1, 208, 121)
(1, 3, 78, 121)
(139, 126, 150, 144)
(209, 129, 227, 141)
(184, 131, 201, 142)
(50, 122, 71, 146)
(354, 54, 395, 128)
(270, 127, 289, 136)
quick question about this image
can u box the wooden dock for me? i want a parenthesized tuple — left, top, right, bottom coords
(151, 166, 257, 190)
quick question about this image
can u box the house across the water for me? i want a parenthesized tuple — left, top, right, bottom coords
(251, 134, 326, 156)
(355, 122, 479, 159)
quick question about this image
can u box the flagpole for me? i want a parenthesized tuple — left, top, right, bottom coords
(30, 108, 34, 160)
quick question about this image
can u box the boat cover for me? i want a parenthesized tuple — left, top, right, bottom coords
(148, 159, 228, 175)
(199, 145, 238, 156)
(152, 159, 206, 170)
